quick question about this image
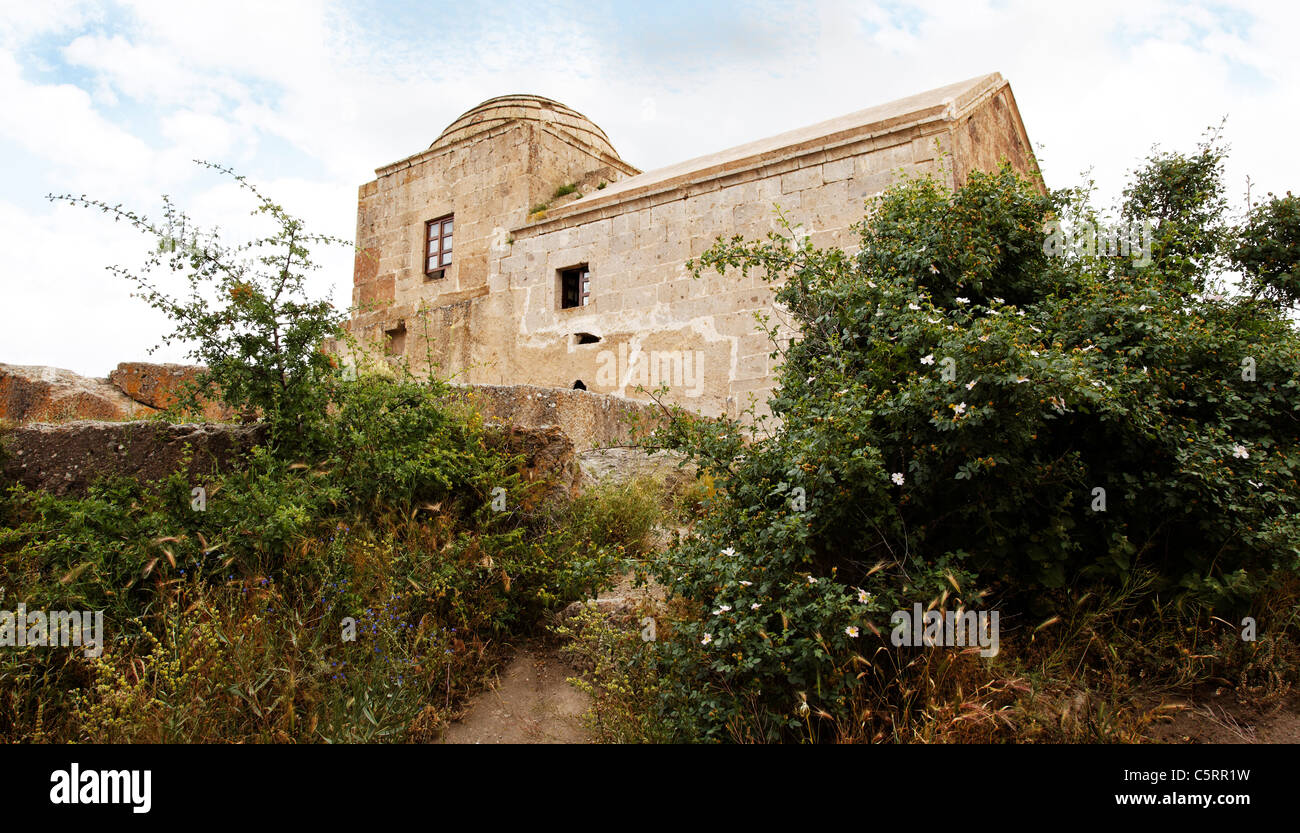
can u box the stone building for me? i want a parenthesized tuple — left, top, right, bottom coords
(347, 73, 1037, 418)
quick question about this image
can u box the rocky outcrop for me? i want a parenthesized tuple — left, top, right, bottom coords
(485, 424, 580, 506)
(108, 362, 234, 421)
(0, 362, 235, 425)
(0, 363, 158, 424)
(576, 447, 692, 488)
(0, 421, 268, 496)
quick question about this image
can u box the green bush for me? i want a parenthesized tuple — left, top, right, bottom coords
(1233, 192, 1300, 307)
(0, 391, 621, 741)
(645, 137, 1300, 741)
(50, 162, 349, 454)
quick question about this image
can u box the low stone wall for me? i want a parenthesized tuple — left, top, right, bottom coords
(0, 360, 677, 497)
(447, 383, 664, 451)
(0, 421, 268, 496)
(1, 363, 667, 452)
(0, 420, 585, 500)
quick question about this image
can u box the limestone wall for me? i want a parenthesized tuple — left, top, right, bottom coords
(492, 127, 949, 418)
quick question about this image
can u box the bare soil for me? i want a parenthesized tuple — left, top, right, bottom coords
(1144, 691, 1300, 744)
(439, 643, 591, 744)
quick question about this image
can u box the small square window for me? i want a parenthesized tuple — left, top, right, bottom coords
(425, 214, 453, 280)
(385, 322, 407, 356)
(559, 264, 590, 309)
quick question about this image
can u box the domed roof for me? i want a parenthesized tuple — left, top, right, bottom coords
(431, 94, 622, 159)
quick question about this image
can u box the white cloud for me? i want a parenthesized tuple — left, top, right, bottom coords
(2, 0, 1298, 376)
(0, 50, 155, 192)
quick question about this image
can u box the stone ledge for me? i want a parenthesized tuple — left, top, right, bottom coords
(0, 420, 268, 496)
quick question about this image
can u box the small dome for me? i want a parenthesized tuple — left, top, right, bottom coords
(431, 94, 622, 159)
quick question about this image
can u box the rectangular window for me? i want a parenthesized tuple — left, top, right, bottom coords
(425, 215, 453, 280)
(559, 264, 590, 309)
(385, 323, 406, 356)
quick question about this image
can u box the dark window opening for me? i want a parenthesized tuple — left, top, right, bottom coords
(385, 323, 406, 356)
(425, 214, 453, 280)
(559, 264, 590, 309)
(572, 380, 587, 391)
(575, 332, 601, 345)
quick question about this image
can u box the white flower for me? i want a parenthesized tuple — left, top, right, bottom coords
(955, 297, 970, 305)
(929, 264, 939, 274)
(891, 472, 905, 486)
(739, 580, 752, 587)
(1030, 350, 1040, 357)
(908, 303, 921, 311)
(845, 626, 860, 638)
(953, 402, 968, 416)
(978, 335, 989, 342)
(1233, 445, 1249, 459)
(805, 377, 814, 384)
(751, 603, 762, 610)
(993, 297, 1005, 304)
(1029, 325, 1042, 333)
(1139, 305, 1149, 311)
(1014, 376, 1030, 384)
(807, 575, 818, 584)
(921, 354, 935, 365)
(965, 379, 978, 390)
(857, 589, 873, 604)
(701, 633, 712, 645)
(720, 547, 736, 558)
(712, 605, 732, 615)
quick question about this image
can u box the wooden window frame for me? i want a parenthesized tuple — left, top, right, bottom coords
(424, 214, 454, 280)
(558, 264, 590, 310)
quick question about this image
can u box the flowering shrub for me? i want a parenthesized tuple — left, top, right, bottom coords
(648, 138, 1300, 740)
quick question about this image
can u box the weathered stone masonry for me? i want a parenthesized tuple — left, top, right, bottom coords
(348, 74, 1038, 418)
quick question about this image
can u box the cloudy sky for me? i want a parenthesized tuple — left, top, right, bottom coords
(2, 0, 1295, 376)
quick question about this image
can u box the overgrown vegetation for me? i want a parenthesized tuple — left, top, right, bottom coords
(572, 133, 1300, 742)
(7, 137, 1300, 745)
(50, 162, 346, 452)
(0, 168, 635, 742)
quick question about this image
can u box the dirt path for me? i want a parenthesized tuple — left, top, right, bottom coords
(440, 644, 591, 744)
(1145, 691, 1300, 744)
